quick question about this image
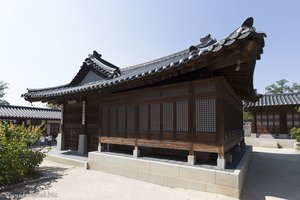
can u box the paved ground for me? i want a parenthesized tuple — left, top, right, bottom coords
(241, 147, 300, 200)
(1, 147, 300, 200)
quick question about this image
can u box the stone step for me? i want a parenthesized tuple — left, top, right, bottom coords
(45, 154, 88, 169)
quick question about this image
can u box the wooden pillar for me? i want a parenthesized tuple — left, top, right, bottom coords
(188, 83, 195, 156)
(135, 104, 139, 147)
(280, 110, 287, 134)
(159, 103, 163, 140)
(216, 79, 225, 159)
(251, 111, 256, 133)
(173, 102, 177, 141)
(82, 100, 86, 135)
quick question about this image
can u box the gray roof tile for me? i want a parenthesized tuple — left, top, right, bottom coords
(22, 17, 265, 101)
(244, 93, 300, 108)
(0, 105, 61, 120)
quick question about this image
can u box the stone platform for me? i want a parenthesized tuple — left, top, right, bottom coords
(88, 146, 252, 198)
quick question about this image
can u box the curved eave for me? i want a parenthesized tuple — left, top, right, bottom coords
(23, 18, 266, 103)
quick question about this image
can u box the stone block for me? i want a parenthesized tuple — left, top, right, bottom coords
(215, 171, 238, 188)
(78, 134, 87, 155)
(138, 171, 167, 186)
(205, 183, 239, 198)
(123, 159, 150, 172)
(103, 164, 138, 179)
(150, 162, 179, 177)
(187, 155, 195, 165)
(133, 147, 140, 158)
(178, 166, 216, 184)
(166, 177, 205, 191)
(88, 153, 104, 171)
(46, 155, 87, 169)
(56, 133, 65, 151)
(217, 158, 226, 169)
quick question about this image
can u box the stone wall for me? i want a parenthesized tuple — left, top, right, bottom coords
(88, 146, 252, 198)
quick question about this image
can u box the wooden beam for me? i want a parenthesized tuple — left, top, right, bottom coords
(99, 136, 219, 153)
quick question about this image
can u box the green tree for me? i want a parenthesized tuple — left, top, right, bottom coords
(291, 83, 300, 93)
(0, 81, 9, 105)
(265, 79, 297, 94)
(0, 122, 45, 186)
(243, 111, 252, 122)
(45, 103, 60, 109)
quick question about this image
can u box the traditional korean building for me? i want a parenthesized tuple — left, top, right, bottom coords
(22, 17, 265, 168)
(244, 93, 300, 136)
(0, 105, 61, 136)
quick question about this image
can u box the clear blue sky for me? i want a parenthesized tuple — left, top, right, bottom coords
(1, 0, 299, 107)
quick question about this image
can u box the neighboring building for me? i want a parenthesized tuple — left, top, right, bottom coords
(0, 105, 61, 137)
(244, 93, 300, 136)
(22, 17, 265, 168)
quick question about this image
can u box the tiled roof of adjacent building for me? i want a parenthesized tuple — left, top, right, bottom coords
(0, 105, 61, 120)
(22, 17, 266, 102)
(244, 93, 300, 109)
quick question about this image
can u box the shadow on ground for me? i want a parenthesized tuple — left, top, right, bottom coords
(241, 151, 300, 200)
(0, 165, 68, 200)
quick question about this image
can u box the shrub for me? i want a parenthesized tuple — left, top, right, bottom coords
(289, 127, 300, 142)
(0, 122, 46, 187)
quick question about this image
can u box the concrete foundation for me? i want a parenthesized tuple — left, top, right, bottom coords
(46, 154, 88, 169)
(245, 135, 297, 149)
(187, 155, 195, 165)
(133, 146, 140, 158)
(56, 133, 65, 151)
(78, 134, 87, 155)
(98, 143, 104, 152)
(217, 157, 226, 170)
(88, 146, 252, 198)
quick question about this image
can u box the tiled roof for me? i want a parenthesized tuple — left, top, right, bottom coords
(244, 93, 300, 108)
(0, 105, 61, 120)
(22, 17, 266, 101)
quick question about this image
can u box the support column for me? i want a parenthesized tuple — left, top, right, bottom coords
(78, 134, 87, 155)
(187, 155, 195, 165)
(133, 146, 140, 158)
(78, 100, 87, 155)
(46, 124, 51, 135)
(98, 143, 104, 152)
(56, 133, 65, 151)
(57, 104, 65, 150)
(217, 156, 226, 169)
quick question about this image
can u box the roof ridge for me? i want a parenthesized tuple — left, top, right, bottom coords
(121, 48, 189, 72)
(0, 104, 61, 112)
(121, 38, 216, 72)
(264, 92, 300, 96)
(26, 84, 69, 93)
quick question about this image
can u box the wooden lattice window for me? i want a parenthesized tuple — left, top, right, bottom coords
(117, 107, 126, 133)
(102, 107, 109, 131)
(262, 113, 268, 127)
(110, 107, 117, 132)
(256, 114, 262, 127)
(127, 106, 135, 131)
(287, 111, 300, 129)
(274, 113, 280, 132)
(294, 113, 300, 126)
(195, 99, 216, 132)
(163, 87, 188, 97)
(176, 101, 188, 132)
(268, 113, 274, 132)
(163, 103, 173, 131)
(140, 104, 148, 131)
(194, 84, 215, 94)
(150, 104, 160, 131)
